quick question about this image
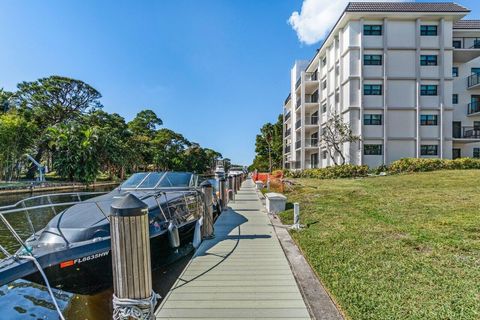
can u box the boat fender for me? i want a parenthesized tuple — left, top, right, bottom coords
(193, 217, 203, 249)
(167, 222, 180, 249)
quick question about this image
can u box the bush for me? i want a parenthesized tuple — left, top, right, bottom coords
(388, 157, 480, 173)
(288, 164, 369, 179)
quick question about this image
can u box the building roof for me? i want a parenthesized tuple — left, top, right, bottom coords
(345, 2, 470, 13)
(453, 20, 480, 29)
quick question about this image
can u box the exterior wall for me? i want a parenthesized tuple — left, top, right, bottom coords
(283, 11, 480, 170)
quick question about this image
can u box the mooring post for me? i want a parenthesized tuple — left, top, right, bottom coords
(218, 177, 227, 209)
(266, 178, 271, 192)
(232, 175, 238, 194)
(110, 193, 157, 320)
(228, 175, 235, 202)
(200, 181, 215, 239)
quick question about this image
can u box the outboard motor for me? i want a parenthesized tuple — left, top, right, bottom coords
(167, 221, 180, 249)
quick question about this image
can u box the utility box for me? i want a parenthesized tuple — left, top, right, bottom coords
(265, 192, 287, 214)
(255, 180, 264, 190)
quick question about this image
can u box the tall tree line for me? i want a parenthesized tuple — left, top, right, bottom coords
(0, 76, 222, 183)
(250, 114, 283, 172)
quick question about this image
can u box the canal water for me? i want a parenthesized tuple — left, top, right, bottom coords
(0, 186, 192, 319)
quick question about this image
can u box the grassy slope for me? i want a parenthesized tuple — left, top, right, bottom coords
(279, 170, 480, 320)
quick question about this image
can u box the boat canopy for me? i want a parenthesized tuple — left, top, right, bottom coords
(120, 172, 197, 190)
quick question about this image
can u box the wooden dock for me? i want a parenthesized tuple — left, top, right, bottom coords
(155, 178, 310, 319)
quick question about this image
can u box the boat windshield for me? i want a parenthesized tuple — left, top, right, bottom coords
(120, 172, 194, 189)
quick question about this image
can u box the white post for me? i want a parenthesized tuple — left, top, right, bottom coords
(292, 202, 301, 230)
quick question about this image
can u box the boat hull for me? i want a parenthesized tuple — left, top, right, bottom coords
(23, 220, 197, 295)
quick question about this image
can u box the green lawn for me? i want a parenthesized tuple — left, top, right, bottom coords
(279, 170, 480, 320)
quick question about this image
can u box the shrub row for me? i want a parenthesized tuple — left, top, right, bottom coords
(388, 157, 480, 173)
(285, 164, 369, 179)
(284, 158, 480, 179)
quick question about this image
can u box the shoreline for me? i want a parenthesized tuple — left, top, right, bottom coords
(0, 182, 119, 195)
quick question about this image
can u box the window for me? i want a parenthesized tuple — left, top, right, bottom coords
(420, 115, 438, 126)
(364, 114, 382, 125)
(321, 103, 327, 113)
(421, 145, 438, 156)
(322, 57, 327, 66)
(364, 84, 382, 95)
(453, 40, 461, 48)
(322, 80, 327, 89)
(420, 85, 437, 96)
(322, 150, 328, 159)
(420, 25, 437, 36)
(420, 55, 437, 66)
(364, 25, 382, 36)
(452, 94, 458, 104)
(474, 148, 480, 158)
(452, 67, 458, 77)
(364, 144, 382, 155)
(471, 68, 480, 75)
(364, 54, 382, 65)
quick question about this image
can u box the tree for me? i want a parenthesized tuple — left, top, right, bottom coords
(128, 110, 162, 137)
(152, 128, 189, 171)
(47, 123, 101, 184)
(321, 113, 360, 165)
(251, 114, 283, 172)
(0, 111, 36, 180)
(15, 76, 102, 178)
(0, 89, 14, 113)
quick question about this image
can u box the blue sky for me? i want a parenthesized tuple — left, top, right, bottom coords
(1, 1, 479, 165)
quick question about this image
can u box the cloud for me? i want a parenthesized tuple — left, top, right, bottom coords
(288, 0, 405, 45)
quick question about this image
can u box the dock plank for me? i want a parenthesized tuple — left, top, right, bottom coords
(156, 179, 310, 319)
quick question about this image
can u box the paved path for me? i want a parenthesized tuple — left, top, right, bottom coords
(156, 179, 310, 319)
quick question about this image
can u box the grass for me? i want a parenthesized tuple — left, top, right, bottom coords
(279, 170, 480, 320)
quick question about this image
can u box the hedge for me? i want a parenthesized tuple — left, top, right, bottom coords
(284, 158, 480, 179)
(285, 164, 369, 179)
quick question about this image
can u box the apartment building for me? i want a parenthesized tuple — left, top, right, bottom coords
(283, 2, 480, 170)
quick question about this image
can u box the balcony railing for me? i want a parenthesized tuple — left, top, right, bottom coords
(284, 93, 291, 105)
(305, 138, 319, 148)
(468, 73, 480, 88)
(453, 37, 480, 49)
(285, 128, 291, 137)
(295, 140, 301, 149)
(305, 93, 319, 103)
(456, 126, 480, 139)
(295, 119, 302, 129)
(285, 111, 291, 121)
(295, 77, 301, 90)
(305, 116, 319, 125)
(296, 98, 301, 108)
(284, 162, 291, 169)
(468, 101, 480, 115)
(285, 145, 291, 153)
(293, 161, 301, 169)
(305, 71, 318, 81)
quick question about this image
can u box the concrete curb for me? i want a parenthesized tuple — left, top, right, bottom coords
(256, 190, 344, 320)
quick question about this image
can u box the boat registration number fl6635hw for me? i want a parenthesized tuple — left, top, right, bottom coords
(60, 251, 109, 268)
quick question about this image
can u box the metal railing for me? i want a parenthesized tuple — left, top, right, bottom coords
(468, 73, 480, 88)
(284, 93, 291, 105)
(461, 127, 480, 139)
(285, 128, 291, 137)
(295, 77, 301, 90)
(296, 98, 301, 108)
(285, 145, 291, 153)
(293, 161, 301, 169)
(295, 120, 302, 129)
(295, 140, 301, 149)
(305, 93, 318, 103)
(305, 138, 319, 148)
(284, 163, 291, 169)
(453, 37, 480, 49)
(305, 116, 319, 125)
(468, 101, 480, 115)
(285, 111, 291, 121)
(305, 71, 318, 81)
